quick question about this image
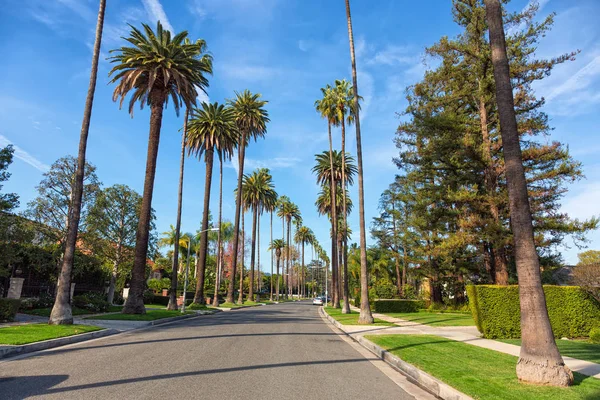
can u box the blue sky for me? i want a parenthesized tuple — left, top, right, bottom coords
(1, 0, 599, 272)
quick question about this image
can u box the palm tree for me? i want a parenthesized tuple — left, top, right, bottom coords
(315, 86, 340, 308)
(241, 168, 277, 301)
(226, 91, 269, 304)
(109, 22, 212, 314)
(484, 0, 572, 386)
(187, 102, 237, 305)
(332, 79, 361, 313)
(278, 199, 301, 299)
(166, 109, 190, 310)
(269, 239, 286, 301)
(159, 224, 189, 274)
(213, 220, 234, 306)
(344, 0, 373, 324)
(49, 0, 107, 325)
(295, 226, 313, 299)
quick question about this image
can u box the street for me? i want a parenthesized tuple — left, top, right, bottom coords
(0, 302, 419, 399)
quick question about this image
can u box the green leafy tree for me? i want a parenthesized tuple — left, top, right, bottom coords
(0, 145, 19, 212)
(109, 22, 212, 314)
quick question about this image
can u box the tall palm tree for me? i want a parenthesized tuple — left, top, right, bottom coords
(278, 200, 301, 298)
(166, 109, 189, 310)
(276, 195, 289, 297)
(109, 22, 212, 314)
(268, 239, 286, 301)
(344, 0, 373, 324)
(484, 0, 572, 386)
(213, 220, 234, 306)
(159, 224, 189, 274)
(50, 0, 107, 325)
(332, 79, 361, 313)
(187, 102, 237, 305)
(295, 226, 313, 299)
(226, 91, 269, 304)
(315, 86, 341, 308)
(241, 168, 277, 301)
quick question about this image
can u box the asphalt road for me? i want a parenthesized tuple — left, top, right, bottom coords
(0, 302, 416, 399)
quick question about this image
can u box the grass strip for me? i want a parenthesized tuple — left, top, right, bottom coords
(382, 311, 475, 327)
(324, 307, 395, 326)
(366, 334, 600, 400)
(0, 324, 102, 345)
(499, 339, 600, 365)
(85, 310, 193, 321)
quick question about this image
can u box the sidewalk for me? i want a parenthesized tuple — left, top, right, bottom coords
(347, 305, 600, 379)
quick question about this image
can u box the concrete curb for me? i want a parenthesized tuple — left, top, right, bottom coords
(0, 328, 118, 360)
(148, 312, 200, 326)
(319, 307, 473, 400)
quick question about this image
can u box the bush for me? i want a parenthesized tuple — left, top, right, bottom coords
(188, 302, 207, 310)
(467, 285, 600, 339)
(373, 299, 426, 313)
(148, 278, 171, 293)
(151, 295, 170, 306)
(0, 298, 20, 321)
(72, 292, 110, 313)
(374, 281, 397, 299)
(590, 328, 600, 344)
(37, 293, 55, 308)
(19, 297, 38, 310)
(143, 289, 155, 304)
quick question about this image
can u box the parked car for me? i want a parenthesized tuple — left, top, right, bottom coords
(312, 297, 324, 306)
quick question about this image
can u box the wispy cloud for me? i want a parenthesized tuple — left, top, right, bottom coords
(228, 155, 301, 175)
(546, 55, 600, 102)
(141, 0, 174, 33)
(0, 134, 49, 172)
(188, 0, 208, 19)
(367, 45, 415, 66)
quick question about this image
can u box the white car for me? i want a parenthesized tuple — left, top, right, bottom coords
(312, 297, 324, 306)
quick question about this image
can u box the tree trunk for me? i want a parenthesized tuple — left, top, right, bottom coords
(257, 211, 261, 294)
(485, 0, 572, 386)
(194, 148, 214, 305)
(227, 134, 246, 303)
(340, 120, 351, 313)
(107, 238, 122, 305)
(167, 109, 189, 310)
(249, 207, 258, 301)
(287, 217, 292, 299)
(345, 0, 373, 324)
(270, 212, 274, 301)
(123, 88, 166, 315)
(212, 159, 224, 307)
(276, 254, 280, 301)
(327, 120, 340, 308)
(494, 246, 509, 285)
(238, 209, 246, 304)
(49, 0, 106, 325)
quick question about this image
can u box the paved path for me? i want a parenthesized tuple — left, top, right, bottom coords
(346, 306, 600, 379)
(0, 302, 426, 399)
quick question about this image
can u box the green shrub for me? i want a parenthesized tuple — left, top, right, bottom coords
(188, 302, 207, 310)
(402, 285, 418, 300)
(0, 298, 20, 321)
(19, 297, 38, 310)
(72, 292, 110, 313)
(148, 278, 171, 293)
(590, 328, 600, 344)
(374, 280, 397, 299)
(151, 295, 170, 306)
(143, 289, 155, 304)
(354, 292, 361, 307)
(373, 299, 426, 313)
(37, 293, 55, 308)
(467, 285, 600, 339)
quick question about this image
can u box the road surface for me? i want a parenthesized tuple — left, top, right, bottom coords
(0, 302, 421, 399)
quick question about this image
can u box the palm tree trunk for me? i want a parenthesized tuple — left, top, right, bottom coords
(212, 158, 224, 307)
(123, 88, 166, 315)
(301, 241, 305, 299)
(227, 134, 246, 303)
(282, 216, 287, 299)
(238, 209, 245, 303)
(484, 0, 572, 386)
(194, 148, 214, 305)
(257, 212, 261, 295)
(249, 207, 258, 301)
(327, 121, 340, 308)
(270, 212, 274, 301)
(167, 109, 189, 310)
(276, 254, 280, 301)
(345, 0, 373, 324)
(340, 121, 351, 313)
(49, 0, 106, 325)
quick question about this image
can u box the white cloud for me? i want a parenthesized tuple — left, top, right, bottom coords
(141, 0, 174, 33)
(298, 40, 310, 52)
(195, 85, 210, 105)
(367, 45, 415, 66)
(0, 134, 49, 172)
(356, 70, 373, 121)
(546, 55, 600, 102)
(228, 155, 301, 174)
(188, 0, 208, 19)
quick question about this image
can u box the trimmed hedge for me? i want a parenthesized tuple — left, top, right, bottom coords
(373, 299, 426, 313)
(0, 298, 21, 322)
(72, 292, 110, 313)
(467, 285, 600, 339)
(151, 295, 170, 306)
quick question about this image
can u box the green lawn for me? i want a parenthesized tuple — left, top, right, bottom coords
(218, 302, 246, 309)
(500, 339, 600, 365)
(324, 307, 395, 326)
(22, 307, 90, 317)
(84, 309, 193, 321)
(143, 304, 168, 309)
(0, 324, 102, 345)
(367, 334, 600, 400)
(383, 311, 475, 327)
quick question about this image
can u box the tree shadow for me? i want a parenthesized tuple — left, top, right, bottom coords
(0, 375, 69, 400)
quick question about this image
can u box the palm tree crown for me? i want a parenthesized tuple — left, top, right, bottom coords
(268, 239, 286, 258)
(187, 102, 238, 160)
(109, 22, 213, 115)
(228, 90, 270, 143)
(312, 150, 357, 186)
